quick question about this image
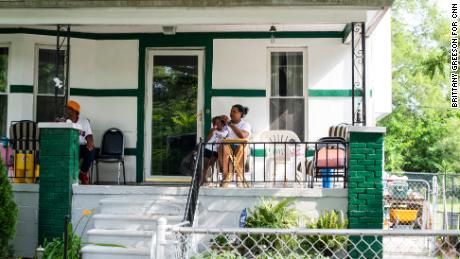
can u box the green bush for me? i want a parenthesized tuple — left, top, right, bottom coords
(204, 199, 348, 258)
(245, 197, 298, 229)
(0, 159, 18, 258)
(302, 210, 348, 257)
(242, 197, 300, 256)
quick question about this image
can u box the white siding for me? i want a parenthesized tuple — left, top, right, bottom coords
(0, 34, 139, 182)
(212, 38, 353, 140)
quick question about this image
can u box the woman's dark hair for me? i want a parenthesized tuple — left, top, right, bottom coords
(232, 104, 249, 118)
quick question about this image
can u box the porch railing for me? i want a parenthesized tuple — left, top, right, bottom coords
(198, 140, 348, 188)
(183, 140, 204, 225)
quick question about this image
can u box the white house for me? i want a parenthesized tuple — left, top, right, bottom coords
(0, 0, 393, 258)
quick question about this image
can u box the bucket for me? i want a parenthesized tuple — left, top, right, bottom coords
(322, 168, 333, 188)
(13, 153, 35, 183)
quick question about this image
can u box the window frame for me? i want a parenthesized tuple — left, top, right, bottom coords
(33, 44, 68, 121)
(267, 47, 308, 141)
(0, 43, 11, 137)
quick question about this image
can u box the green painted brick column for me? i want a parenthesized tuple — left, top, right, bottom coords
(38, 123, 80, 245)
(347, 126, 386, 258)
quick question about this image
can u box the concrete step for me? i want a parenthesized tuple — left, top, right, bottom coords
(81, 245, 150, 259)
(93, 214, 183, 230)
(99, 198, 185, 215)
(87, 229, 153, 248)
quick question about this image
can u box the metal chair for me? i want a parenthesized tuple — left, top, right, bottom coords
(93, 128, 126, 185)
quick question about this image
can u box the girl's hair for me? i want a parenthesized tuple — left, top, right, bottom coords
(232, 104, 249, 118)
(211, 116, 220, 125)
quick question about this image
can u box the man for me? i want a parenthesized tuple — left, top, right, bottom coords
(67, 100, 95, 184)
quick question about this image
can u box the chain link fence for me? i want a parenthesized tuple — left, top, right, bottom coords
(157, 226, 460, 259)
(385, 172, 460, 230)
(383, 177, 432, 230)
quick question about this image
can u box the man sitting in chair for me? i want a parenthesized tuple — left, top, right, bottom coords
(67, 100, 95, 185)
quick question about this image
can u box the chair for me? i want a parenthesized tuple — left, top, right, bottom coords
(9, 120, 40, 183)
(312, 124, 349, 188)
(93, 128, 126, 185)
(257, 130, 305, 184)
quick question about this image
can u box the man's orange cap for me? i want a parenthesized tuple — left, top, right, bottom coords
(67, 100, 80, 113)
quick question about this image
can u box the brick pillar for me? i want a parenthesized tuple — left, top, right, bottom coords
(347, 126, 385, 258)
(38, 123, 79, 245)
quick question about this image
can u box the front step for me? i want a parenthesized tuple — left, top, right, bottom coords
(99, 198, 185, 215)
(93, 214, 183, 230)
(87, 229, 153, 248)
(81, 245, 150, 259)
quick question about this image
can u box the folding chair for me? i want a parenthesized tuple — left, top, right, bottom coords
(93, 128, 126, 185)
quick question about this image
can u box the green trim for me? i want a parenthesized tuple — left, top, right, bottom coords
(0, 28, 343, 40)
(212, 89, 266, 97)
(137, 40, 146, 183)
(251, 149, 266, 157)
(70, 88, 138, 97)
(308, 89, 363, 97)
(10, 84, 33, 93)
(124, 148, 137, 156)
(137, 34, 214, 182)
(250, 148, 315, 157)
(342, 23, 352, 43)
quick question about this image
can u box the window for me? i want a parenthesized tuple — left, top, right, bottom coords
(0, 46, 8, 136)
(35, 47, 66, 122)
(269, 50, 306, 140)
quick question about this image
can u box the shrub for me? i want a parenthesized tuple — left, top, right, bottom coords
(245, 197, 298, 229)
(302, 210, 348, 256)
(242, 197, 299, 256)
(0, 159, 18, 258)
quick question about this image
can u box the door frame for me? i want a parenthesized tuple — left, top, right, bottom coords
(143, 48, 205, 180)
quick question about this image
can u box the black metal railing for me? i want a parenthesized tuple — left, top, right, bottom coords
(1, 137, 40, 183)
(183, 141, 204, 225)
(198, 140, 348, 188)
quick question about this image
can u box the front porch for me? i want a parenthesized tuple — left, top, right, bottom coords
(0, 4, 391, 184)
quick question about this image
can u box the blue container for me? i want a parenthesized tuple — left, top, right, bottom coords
(322, 169, 333, 188)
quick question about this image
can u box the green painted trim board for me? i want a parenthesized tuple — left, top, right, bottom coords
(0, 28, 343, 40)
(308, 89, 363, 97)
(212, 89, 266, 97)
(10, 84, 33, 93)
(70, 88, 138, 97)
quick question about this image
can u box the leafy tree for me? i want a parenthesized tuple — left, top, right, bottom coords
(377, 0, 460, 173)
(0, 160, 18, 257)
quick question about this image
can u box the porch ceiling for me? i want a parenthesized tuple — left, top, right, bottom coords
(0, 24, 348, 33)
(0, 0, 394, 8)
(0, 7, 386, 29)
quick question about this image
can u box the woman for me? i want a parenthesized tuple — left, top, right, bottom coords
(219, 104, 251, 187)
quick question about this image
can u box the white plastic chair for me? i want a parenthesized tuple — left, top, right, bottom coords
(256, 130, 305, 184)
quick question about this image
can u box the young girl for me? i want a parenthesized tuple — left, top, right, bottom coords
(201, 116, 228, 185)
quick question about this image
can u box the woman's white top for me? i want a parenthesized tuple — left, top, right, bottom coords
(226, 120, 252, 139)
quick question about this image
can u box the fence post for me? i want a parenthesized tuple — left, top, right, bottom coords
(347, 126, 386, 258)
(155, 217, 167, 259)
